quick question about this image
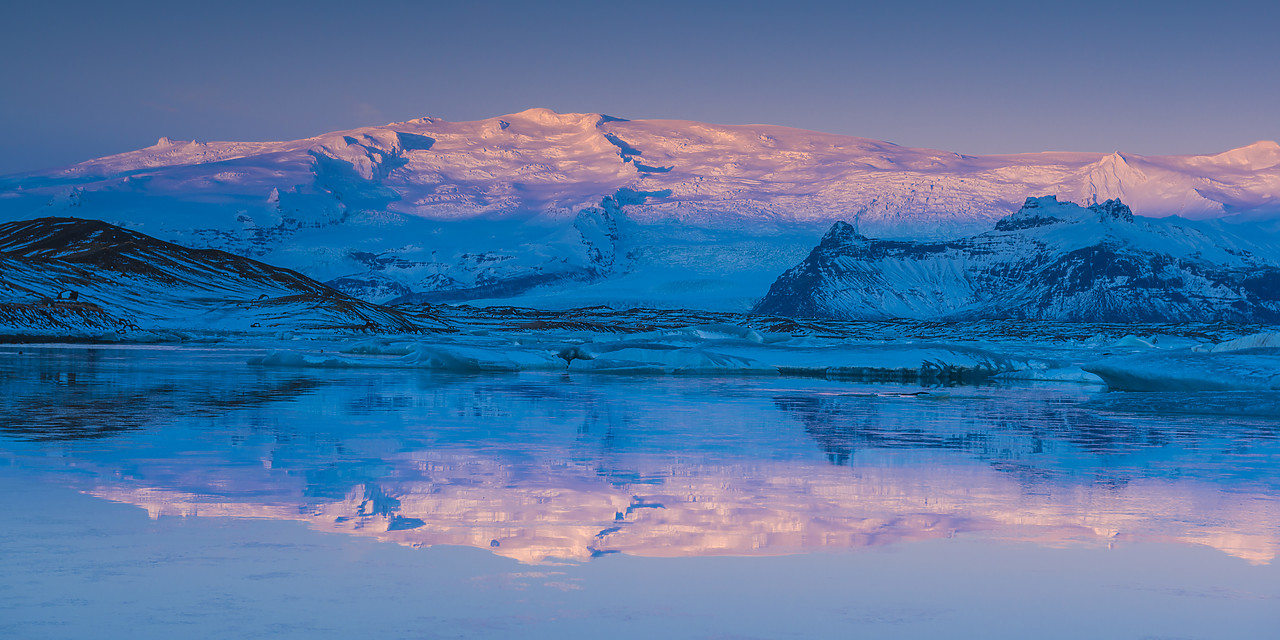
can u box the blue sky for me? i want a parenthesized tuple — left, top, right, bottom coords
(2, 0, 1277, 173)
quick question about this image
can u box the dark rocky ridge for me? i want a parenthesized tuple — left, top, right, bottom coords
(754, 197, 1280, 323)
(0, 217, 446, 337)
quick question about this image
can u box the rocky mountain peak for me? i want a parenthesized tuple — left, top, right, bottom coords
(1089, 198, 1134, 223)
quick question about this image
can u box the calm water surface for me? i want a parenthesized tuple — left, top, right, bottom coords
(1, 345, 1278, 639)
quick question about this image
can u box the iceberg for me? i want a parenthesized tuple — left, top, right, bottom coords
(252, 322, 1022, 383)
(1083, 330, 1280, 391)
(1085, 351, 1280, 392)
(1210, 332, 1280, 353)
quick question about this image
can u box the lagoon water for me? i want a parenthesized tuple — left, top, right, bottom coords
(2, 344, 1279, 638)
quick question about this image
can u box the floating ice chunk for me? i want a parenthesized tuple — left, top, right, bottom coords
(400, 343, 564, 372)
(1084, 351, 1280, 391)
(661, 324, 769, 344)
(562, 338, 1016, 381)
(792, 344, 1016, 383)
(249, 350, 367, 368)
(1112, 335, 1155, 349)
(1210, 332, 1280, 353)
(255, 333, 1024, 382)
(1146, 334, 1202, 350)
(252, 342, 565, 372)
(993, 367, 1104, 384)
(340, 339, 418, 355)
(567, 345, 770, 374)
(561, 340, 673, 362)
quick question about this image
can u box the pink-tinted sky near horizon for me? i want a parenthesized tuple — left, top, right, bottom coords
(2, 0, 1277, 174)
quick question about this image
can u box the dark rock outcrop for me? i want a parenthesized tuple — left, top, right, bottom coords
(754, 197, 1280, 322)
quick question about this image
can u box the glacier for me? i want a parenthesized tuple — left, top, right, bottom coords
(2, 212, 1277, 395)
(1084, 331, 1280, 391)
(2, 108, 1278, 309)
(1, 110, 1278, 395)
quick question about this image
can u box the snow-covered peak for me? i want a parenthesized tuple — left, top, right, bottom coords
(3, 111, 1279, 311)
(6, 109, 1277, 235)
(500, 106, 614, 128)
(997, 196, 1134, 229)
(1207, 140, 1280, 169)
(756, 196, 1280, 322)
(1089, 198, 1135, 223)
(993, 195, 1074, 230)
(816, 219, 870, 249)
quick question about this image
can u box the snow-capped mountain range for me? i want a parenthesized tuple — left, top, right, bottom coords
(1, 108, 1278, 310)
(755, 197, 1280, 322)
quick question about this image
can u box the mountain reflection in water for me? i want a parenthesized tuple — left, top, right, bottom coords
(2, 345, 1278, 565)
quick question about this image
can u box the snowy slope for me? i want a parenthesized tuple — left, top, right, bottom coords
(1, 108, 1278, 309)
(754, 197, 1280, 322)
(0, 218, 444, 338)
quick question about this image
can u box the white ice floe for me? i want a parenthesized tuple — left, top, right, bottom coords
(993, 366, 1104, 384)
(339, 339, 421, 356)
(254, 341, 565, 372)
(249, 351, 369, 368)
(1209, 332, 1280, 353)
(1111, 335, 1156, 349)
(399, 343, 565, 372)
(1084, 330, 1280, 391)
(253, 323, 1023, 382)
(1084, 350, 1280, 391)
(249, 320, 1280, 389)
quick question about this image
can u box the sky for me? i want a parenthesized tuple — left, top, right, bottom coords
(2, 0, 1278, 174)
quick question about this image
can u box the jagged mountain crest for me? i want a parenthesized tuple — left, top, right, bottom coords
(3, 109, 1278, 310)
(8, 109, 1278, 227)
(753, 196, 1280, 323)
